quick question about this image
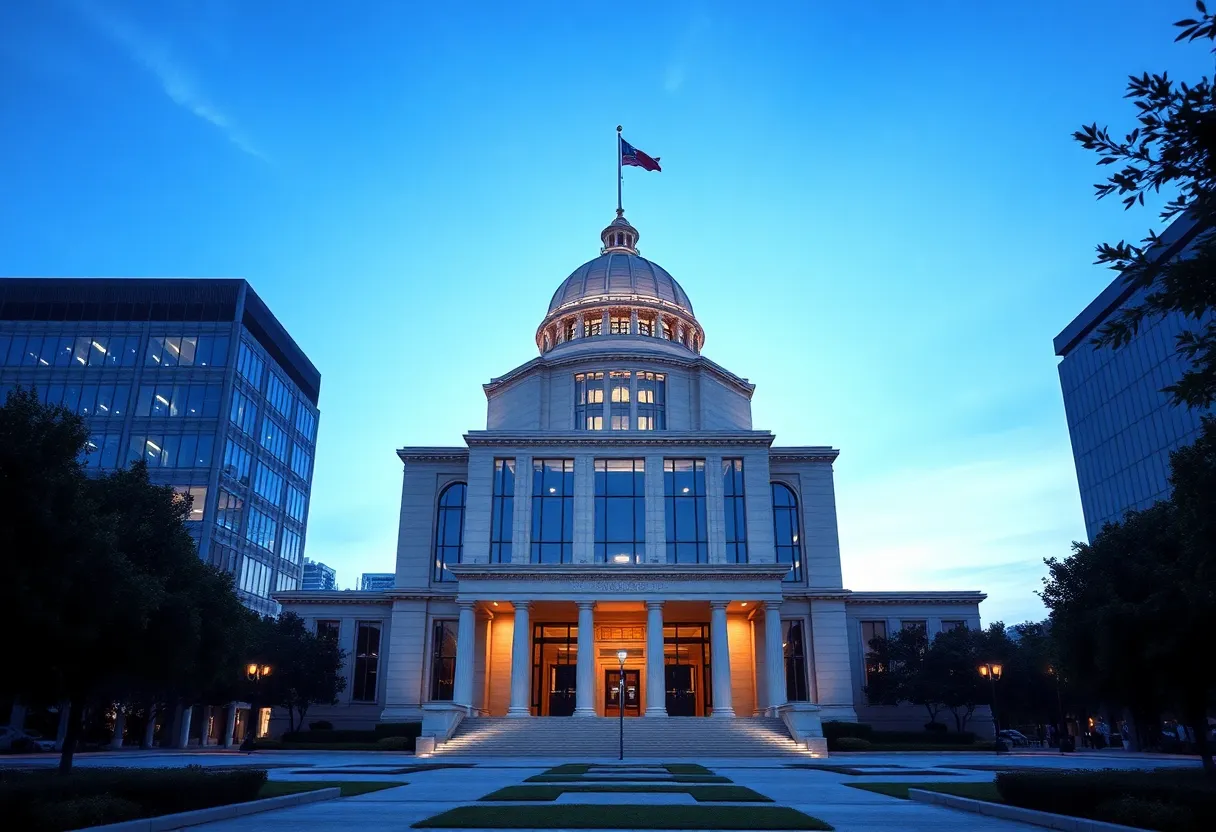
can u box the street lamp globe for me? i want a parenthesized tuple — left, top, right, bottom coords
(616, 649, 628, 665)
(991, 664, 1003, 681)
(978, 664, 989, 677)
(246, 663, 259, 679)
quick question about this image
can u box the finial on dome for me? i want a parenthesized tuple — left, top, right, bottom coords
(601, 214, 639, 254)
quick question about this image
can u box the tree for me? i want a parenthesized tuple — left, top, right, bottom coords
(252, 612, 346, 733)
(863, 627, 942, 726)
(1074, 3, 1216, 408)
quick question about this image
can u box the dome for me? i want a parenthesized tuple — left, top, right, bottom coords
(547, 252, 694, 316)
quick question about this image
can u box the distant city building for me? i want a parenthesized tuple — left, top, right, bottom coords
(0, 279, 321, 616)
(302, 559, 337, 591)
(1055, 215, 1211, 541)
(359, 573, 395, 591)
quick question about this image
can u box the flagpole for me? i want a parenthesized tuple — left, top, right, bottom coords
(616, 125, 623, 217)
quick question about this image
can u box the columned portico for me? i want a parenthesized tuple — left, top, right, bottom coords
(644, 600, 667, 717)
(709, 600, 735, 718)
(452, 600, 477, 712)
(764, 600, 787, 713)
(574, 601, 597, 716)
(507, 601, 531, 717)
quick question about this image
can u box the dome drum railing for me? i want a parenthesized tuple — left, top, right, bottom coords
(536, 304, 703, 354)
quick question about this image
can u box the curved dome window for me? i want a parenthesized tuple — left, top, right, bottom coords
(584, 317, 602, 337)
(433, 482, 466, 583)
(610, 315, 630, 335)
(638, 318, 654, 336)
(771, 482, 803, 583)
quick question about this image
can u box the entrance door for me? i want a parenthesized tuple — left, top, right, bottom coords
(665, 664, 698, 716)
(548, 664, 576, 716)
(605, 669, 640, 716)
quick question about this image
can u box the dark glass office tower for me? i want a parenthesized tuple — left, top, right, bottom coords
(0, 279, 320, 615)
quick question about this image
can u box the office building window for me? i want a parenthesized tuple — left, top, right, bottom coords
(0, 332, 142, 368)
(664, 459, 707, 564)
(253, 463, 284, 505)
(126, 433, 214, 468)
(144, 334, 230, 368)
(608, 371, 631, 430)
(352, 622, 382, 701)
(722, 458, 748, 563)
(172, 485, 207, 523)
(223, 439, 252, 485)
(275, 572, 298, 592)
(238, 556, 271, 598)
(295, 406, 317, 443)
(236, 341, 265, 388)
(266, 373, 293, 419)
(430, 620, 458, 701)
(245, 506, 278, 553)
(636, 372, 665, 430)
(229, 390, 258, 435)
(81, 434, 122, 469)
(286, 485, 307, 523)
(291, 442, 312, 480)
(316, 620, 340, 641)
(37, 382, 131, 419)
(771, 483, 803, 582)
(491, 459, 515, 563)
(215, 489, 243, 532)
(433, 482, 466, 582)
(260, 418, 288, 462)
(531, 459, 574, 563)
(784, 619, 810, 702)
(575, 372, 604, 430)
(861, 620, 887, 686)
(280, 528, 301, 564)
(595, 459, 645, 564)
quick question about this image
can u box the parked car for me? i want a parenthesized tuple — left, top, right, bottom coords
(999, 729, 1030, 747)
(0, 727, 56, 753)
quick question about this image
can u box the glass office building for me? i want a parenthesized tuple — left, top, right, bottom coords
(1055, 216, 1211, 541)
(302, 559, 338, 591)
(0, 279, 321, 615)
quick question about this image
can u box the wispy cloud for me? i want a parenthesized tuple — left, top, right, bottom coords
(836, 429, 1086, 624)
(664, 15, 711, 94)
(73, 0, 266, 161)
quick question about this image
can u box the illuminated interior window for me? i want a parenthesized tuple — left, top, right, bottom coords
(610, 315, 630, 334)
(609, 371, 630, 430)
(575, 373, 604, 430)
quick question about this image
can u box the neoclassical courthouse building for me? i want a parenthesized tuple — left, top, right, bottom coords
(277, 214, 985, 754)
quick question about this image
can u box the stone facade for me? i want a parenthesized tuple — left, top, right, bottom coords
(276, 214, 984, 740)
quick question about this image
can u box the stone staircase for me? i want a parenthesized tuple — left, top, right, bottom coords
(434, 716, 812, 757)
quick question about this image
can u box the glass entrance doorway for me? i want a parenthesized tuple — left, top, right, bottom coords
(605, 669, 640, 716)
(664, 624, 711, 716)
(531, 623, 577, 716)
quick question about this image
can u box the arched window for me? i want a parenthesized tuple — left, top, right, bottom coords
(771, 483, 802, 582)
(434, 482, 467, 582)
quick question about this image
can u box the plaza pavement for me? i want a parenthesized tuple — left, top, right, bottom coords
(0, 748, 1202, 831)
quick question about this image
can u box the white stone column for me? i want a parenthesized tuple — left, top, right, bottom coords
(629, 308, 639, 335)
(765, 602, 788, 712)
(709, 601, 735, 718)
(110, 709, 126, 750)
(8, 700, 27, 731)
(453, 600, 478, 711)
(645, 601, 667, 717)
(222, 703, 237, 748)
(574, 601, 597, 716)
(507, 602, 532, 717)
(575, 312, 584, 338)
(600, 310, 610, 335)
(142, 710, 157, 748)
(705, 455, 726, 563)
(644, 455, 666, 563)
(511, 455, 532, 562)
(573, 455, 595, 563)
(175, 705, 193, 748)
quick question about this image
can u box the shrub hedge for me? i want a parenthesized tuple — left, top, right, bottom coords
(833, 737, 872, 751)
(309, 720, 334, 730)
(822, 721, 872, 741)
(0, 766, 268, 832)
(995, 769, 1216, 832)
(375, 736, 412, 750)
(822, 721, 976, 750)
(281, 722, 420, 746)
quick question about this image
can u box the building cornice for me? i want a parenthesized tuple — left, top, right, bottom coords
(448, 563, 792, 582)
(462, 430, 775, 449)
(272, 590, 395, 605)
(769, 447, 841, 464)
(842, 590, 988, 605)
(397, 447, 470, 463)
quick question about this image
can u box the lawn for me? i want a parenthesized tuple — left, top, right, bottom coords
(525, 773, 730, 784)
(789, 765, 959, 776)
(413, 804, 832, 829)
(846, 782, 1002, 802)
(258, 781, 403, 798)
(480, 784, 772, 802)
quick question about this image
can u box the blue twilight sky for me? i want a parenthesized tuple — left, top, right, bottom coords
(2, 1, 1209, 624)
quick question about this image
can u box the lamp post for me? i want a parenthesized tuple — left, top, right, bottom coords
(616, 649, 628, 761)
(978, 662, 1004, 753)
(1047, 665, 1072, 752)
(239, 662, 272, 752)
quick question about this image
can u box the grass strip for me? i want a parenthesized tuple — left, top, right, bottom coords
(540, 763, 592, 775)
(413, 804, 832, 829)
(845, 782, 1002, 802)
(789, 765, 959, 776)
(840, 742, 997, 752)
(525, 773, 730, 784)
(291, 764, 470, 775)
(481, 784, 772, 802)
(663, 763, 713, 775)
(259, 781, 403, 798)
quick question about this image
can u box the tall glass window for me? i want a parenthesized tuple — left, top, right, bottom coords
(245, 506, 278, 552)
(722, 459, 748, 563)
(584, 316, 602, 337)
(490, 459, 515, 563)
(595, 459, 645, 564)
(430, 620, 458, 701)
(433, 482, 466, 582)
(223, 439, 252, 485)
(783, 619, 809, 702)
(609, 371, 630, 430)
(316, 620, 340, 641)
(771, 482, 803, 582)
(253, 463, 284, 504)
(266, 373, 293, 419)
(295, 406, 317, 443)
(236, 341, 265, 388)
(286, 485, 307, 523)
(216, 489, 243, 532)
(861, 620, 887, 687)
(637, 372, 665, 430)
(610, 315, 630, 334)
(229, 390, 258, 435)
(261, 418, 289, 462)
(664, 459, 707, 564)
(352, 622, 382, 701)
(280, 528, 301, 564)
(638, 318, 654, 336)
(531, 459, 574, 563)
(574, 372, 604, 430)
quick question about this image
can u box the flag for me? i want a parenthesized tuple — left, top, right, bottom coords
(621, 138, 661, 172)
